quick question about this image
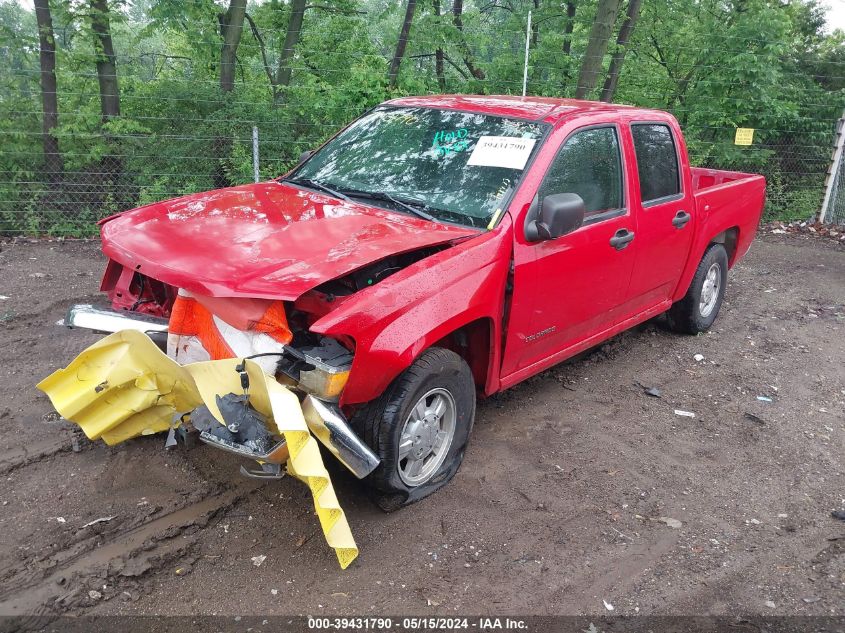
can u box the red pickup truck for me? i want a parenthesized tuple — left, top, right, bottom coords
(59, 95, 765, 510)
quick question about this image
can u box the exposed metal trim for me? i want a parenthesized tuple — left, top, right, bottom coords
(199, 431, 288, 463)
(302, 395, 380, 479)
(64, 304, 169, 334)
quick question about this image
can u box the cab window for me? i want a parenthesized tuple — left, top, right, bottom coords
(631, 123, 681, 203)
(538, 126, 624, 219)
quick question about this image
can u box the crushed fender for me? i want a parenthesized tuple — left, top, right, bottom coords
(37, 330, 358, 569)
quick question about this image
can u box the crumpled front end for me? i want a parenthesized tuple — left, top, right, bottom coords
(66, 260, 380, 475)
(37, 330, 359, 569)
(40, 190, 471, 568)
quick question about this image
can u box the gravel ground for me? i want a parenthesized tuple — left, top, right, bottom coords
(0, 232, 842, 619)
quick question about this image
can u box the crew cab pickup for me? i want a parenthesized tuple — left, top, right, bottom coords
(50, 95, 766, 510)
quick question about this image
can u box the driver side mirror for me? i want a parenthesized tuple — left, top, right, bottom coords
(298, 150, 314, 164)
(525, 193, 585, 241)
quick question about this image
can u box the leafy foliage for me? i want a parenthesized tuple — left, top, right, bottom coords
(0, 0, 842, 234)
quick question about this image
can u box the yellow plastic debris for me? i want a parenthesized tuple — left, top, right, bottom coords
(37, 330, 358, 569)
(35, 330, 201, 444)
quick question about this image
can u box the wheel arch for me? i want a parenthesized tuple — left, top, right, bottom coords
(709, 226, 740, 266)
(672, 225, 740, 302)
(340, 311, 500, 408)
(430, 317, 496, 394)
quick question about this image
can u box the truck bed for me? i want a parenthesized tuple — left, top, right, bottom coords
(691, 166, 762, 193)
(691, 166, 765, 262)
(670, 166, 766, 303)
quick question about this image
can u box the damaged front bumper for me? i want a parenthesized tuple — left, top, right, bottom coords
(61, 303, 379, 479)
(65, 303, 169, 350)
(37, 330, 361, 568)
(301, 396, 380, 479)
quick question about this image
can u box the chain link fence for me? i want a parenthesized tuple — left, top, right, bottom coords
(696, 132, 836, 225)
(5, 114, 840, 236)
(1, 115, 327, 236)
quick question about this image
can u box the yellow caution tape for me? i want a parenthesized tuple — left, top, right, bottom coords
(37, 330, 358, 569)
(182, 359, 359, 569)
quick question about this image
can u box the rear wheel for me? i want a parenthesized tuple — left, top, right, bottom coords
(354, 347, 475, 512)
(667, 243, 729, 334)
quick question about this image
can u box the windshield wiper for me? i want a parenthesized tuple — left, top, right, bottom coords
(337, 188, 437, 222)
(282, 177, 350, 202)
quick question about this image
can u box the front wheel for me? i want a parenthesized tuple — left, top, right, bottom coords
(667, 243, 729, 334)
(354, 347, 475, 512)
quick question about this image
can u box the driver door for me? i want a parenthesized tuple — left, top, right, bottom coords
(501, 123, 638, 379)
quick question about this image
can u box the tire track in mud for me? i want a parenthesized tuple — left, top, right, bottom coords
(0, 482, 260, 616)
(0, 436, 73, 476)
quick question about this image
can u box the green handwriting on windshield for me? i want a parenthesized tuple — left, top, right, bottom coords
(432, 128, 469, 157)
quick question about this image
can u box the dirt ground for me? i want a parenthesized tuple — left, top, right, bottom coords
(0, 232, 842, 619)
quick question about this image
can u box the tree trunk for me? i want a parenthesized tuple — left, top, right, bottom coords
(531, 0, 540, 47)
(433, 0, 445, 91)
(89, 0, 125, 211)
(214, 0, 247, 187)
(388, 0, 417, 88)
(561, 0, 576, 87)
(562, 1, 576, 55)
(275, 0, 306, 98)
(435, 50, 446, 90)
(452, 0, 485, 80)
(600, 0, 641, 102)
(219, 0, 247, 92)
(34, 0, 62, 184)
(574, 0, 622, 99)
(89, 0, 119, 119)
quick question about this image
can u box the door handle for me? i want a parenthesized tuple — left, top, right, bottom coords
(672, 210, 691, 228)
(609, 228, 635, 250)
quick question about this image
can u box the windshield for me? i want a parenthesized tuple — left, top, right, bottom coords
(290, 106, 547, 228)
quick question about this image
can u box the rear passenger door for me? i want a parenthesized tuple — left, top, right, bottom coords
(625, 122, 695, 310)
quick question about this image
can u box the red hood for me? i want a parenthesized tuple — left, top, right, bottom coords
(101, 182, 477, 300)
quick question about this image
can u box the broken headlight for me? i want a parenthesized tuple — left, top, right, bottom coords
(278, 336, 352, 401)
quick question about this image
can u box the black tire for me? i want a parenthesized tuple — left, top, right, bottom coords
(353, 347, 475, 512)
(667, 243, 729, 334)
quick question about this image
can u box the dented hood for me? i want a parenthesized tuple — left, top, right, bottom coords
(101, 181, 477, 300)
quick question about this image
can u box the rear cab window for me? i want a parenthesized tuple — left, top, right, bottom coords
(630, 123, 682, 205)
